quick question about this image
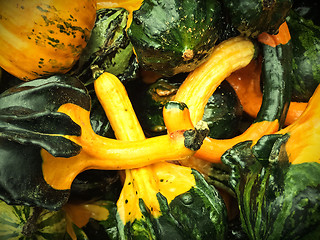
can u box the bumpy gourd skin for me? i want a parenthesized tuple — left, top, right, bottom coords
(222, 136, 320, 240)
(127, 0, 222, 76)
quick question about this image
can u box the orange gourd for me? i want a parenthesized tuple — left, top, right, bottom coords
(0, 0, 97, 80)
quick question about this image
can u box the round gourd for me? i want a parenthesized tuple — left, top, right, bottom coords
(222, 0, 292, 37)
(203, 80, 243, 139)
(0, 0, 96, 81)
(127, 0, 222, 76)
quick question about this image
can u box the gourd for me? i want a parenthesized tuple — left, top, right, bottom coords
(276, 85, 320, 165)
(221, 84, 320, 240)
(92, 168, 228, 240)
(63, 200, 117, 239)
(135, 76, 243, 138)
(127, 0, 223, 76)
(0, 0, 96, 81)
(78, 73, 227, 239)
(222, 139, 320, 240)
(0, 72, 207, 210)
(202, 80, 243, 139)
(69, 169, 122, 203)
(286, 10, 320, 101)
(256, 23, 293, 128)
(0, 200, 68, 239)
(74, 7, 139, 85)
(222, 0, 292, 37)
(164, 34, 292, 163)
(226, 57, 307, 126)
(136, 78, 181, 136)
(0, 74, 90, 210)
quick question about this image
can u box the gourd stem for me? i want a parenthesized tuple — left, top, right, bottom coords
(166, 36, 269, 163)
(166, 28, 293, 163)
(226, 58, 307, 126)
(258, 22, 291, 47)
(173, 36, 255, 124)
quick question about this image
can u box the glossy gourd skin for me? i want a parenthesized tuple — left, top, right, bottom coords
(223, 0, 292, 37)
(0, 0, 96, 81)
(221, 84, 320, 239)
(203, 80, 243, 139)
(128, 0, 222, 76)
(135, 78, 181, 136)
(286, 10, 320, 101)
(77, 169, 228, 240)
(135, 78, 243, 139)
(257, 33, 293, 127)
(222, 136, 320, 240)
(0, 75, 91, 210)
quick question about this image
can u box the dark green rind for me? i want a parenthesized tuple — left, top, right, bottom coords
(0, 74, 90, 157)
(89, 91, 115, 138)
(0, 74, 90, 112)
(163, 169, 227, 239)
(0, 138, 70, 210)
(128, 0, 222, 76)
(256, 41, 293, 127)
(89, 170, 227, 239)
(69, 170, 122, 203)
(139, 79, 180, 135)
(203, 80, 243, 139)
(136, 78, 243, 138)
(286, 10, 320, 101)
(124, 169, 227, 240)
(221, 134, 320, 240)
(222, 0, 292, 37)
(74, 8, 139, 85)
(164, 100, 188, 111)
(0, 75, 91, 210)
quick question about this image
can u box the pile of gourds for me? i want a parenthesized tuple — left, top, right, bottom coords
(0, 0, 319, 239)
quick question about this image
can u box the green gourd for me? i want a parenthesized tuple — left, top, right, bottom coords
(0, 75, 90, 210)
(127, 0, 222, 76)
(222, 0, 292, 37)
(286, 10, 320, 102)
(221, 134, 320, 240)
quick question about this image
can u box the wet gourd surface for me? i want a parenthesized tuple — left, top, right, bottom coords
(0, 1, 319, 239)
